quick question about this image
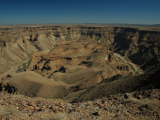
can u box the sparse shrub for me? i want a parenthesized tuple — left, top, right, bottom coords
(128, 63, 139, 74)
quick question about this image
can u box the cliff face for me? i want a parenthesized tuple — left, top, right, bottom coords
(113, 27, 160, 71)
(0, 25, 160, 101)
(0, 26, 160, 73)
(0, 39, 132, 100)
(29, 39, 130, 79)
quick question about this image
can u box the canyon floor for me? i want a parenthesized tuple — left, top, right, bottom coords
(0, 25, 160, 119)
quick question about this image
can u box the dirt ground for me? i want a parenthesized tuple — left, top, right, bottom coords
(0, 89, 160, 120)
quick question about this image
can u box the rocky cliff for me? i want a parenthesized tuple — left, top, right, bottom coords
(0, 26, 160, 73)
(0, 25, 160, 101)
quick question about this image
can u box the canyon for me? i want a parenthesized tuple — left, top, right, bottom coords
(0, 25, 160, 101)
(0, 25, 160, 119)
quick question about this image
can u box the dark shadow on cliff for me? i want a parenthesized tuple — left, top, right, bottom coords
(70, 66, 160, 103)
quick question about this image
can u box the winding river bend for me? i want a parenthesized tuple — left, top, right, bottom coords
(114, 53, 143, 74)
(0, 52, 142, 82)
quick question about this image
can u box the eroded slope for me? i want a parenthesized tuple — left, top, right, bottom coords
(0, 25, 160, 102)
(1, 39, 132, 100)
(0, 25, 160, 74)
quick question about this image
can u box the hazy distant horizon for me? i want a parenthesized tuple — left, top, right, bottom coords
(0, 23, 159, 26)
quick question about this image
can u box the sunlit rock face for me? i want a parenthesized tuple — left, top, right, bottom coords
(0, 25, 160, 101)
(0, 26, 160, 73)
(0, 39, 131, 100)
(29, 39, 130, 79)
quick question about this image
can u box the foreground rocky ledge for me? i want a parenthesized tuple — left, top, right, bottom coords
(0, 89, 160, 120)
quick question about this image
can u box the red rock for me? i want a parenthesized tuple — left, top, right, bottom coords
(28, 101, 36, 106)
(97, 102, 101, 105)
(75, 108, 80, 112)
(9, 104, 12, 107)
(29, 106, 34, 110)
(59, 108, 63, 112)
(71, 105, 76, 108)
(55, 103, 60, 106)
(18, 100, 22, 104)
(19, 107, 23, 111)
(34, 106, 41, 111)
(65, 108, 69, 112)
(1, 115, 4, 119)
(100, 104, 105, 108)
(125, 104, 128, 108)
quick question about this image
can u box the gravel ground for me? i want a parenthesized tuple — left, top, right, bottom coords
(0, 89, 160, 120)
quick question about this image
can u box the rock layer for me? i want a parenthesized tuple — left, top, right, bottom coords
(1, 39, 132, 100)
(0, 25, 160, 102)
(0, 26, 160, 73)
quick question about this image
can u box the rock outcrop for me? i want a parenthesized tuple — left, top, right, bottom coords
(0, 25, 160, 102)
(0, 39, 132, 100)
(0, 25, 160, 73)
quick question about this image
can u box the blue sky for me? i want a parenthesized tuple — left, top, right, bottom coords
(0, 0, 160, 25)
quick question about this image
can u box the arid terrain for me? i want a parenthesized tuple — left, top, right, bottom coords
(0, 24, 160, 119)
